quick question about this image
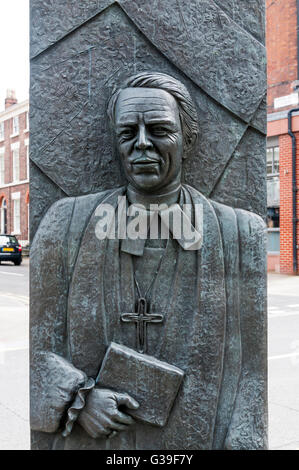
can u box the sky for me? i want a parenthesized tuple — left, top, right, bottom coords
(0, 0, 29, 110)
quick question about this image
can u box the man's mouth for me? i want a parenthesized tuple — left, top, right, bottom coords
(132, 157, 160, 165)
(130, 156, 161, 175)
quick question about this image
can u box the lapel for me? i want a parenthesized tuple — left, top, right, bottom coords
(67, 187, 125, 376)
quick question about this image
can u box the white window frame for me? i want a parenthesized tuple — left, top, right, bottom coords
(13, 150, 20, 182)
(25, 138, 29, 180)
(0, 122, 4, 141)
(11, 142, 20, 182)
(12, 192, 21, 235)
(24, 112, 29, 132)
(267, 146, 279, 177)
(12, 116, 19, 136)
(1, 198, 7, 234)
(0, 148, 5, 185)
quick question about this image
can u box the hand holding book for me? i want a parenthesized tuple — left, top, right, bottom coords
(96, 343, 184, 428)
(77, 342, 184, 439)
(77, 388, 139, 439)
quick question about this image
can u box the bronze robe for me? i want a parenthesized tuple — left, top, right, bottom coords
(30, 185, 267, 450)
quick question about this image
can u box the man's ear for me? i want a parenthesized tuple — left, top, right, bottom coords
(183, 131, 197, 159)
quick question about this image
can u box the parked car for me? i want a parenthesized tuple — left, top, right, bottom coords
(0, 234, 22, 265)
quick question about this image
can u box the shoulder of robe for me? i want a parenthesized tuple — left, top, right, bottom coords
(234, 207, 267, 238)
(31, 188, 121, 252)
(183, 185, 239, 246)
(209, 199, 266, 243)
(31, 197, 76, 253)
(207, 200, 267, 282)
(209, 198, 238, 226)
(184, 184, 235, 221)
(209, 200, 240, 272)
(69, 187, 120, 214)
(234, 208, 267, 282)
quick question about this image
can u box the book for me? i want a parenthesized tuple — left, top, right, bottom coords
(96, 342, 184, 427)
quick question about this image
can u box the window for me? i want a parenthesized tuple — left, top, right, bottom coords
(25, 112, 29, 131)
(0, 235, 17, 245)
(12, 149, 20, 181)
(13, 197, 20, 234)
(0, 122, 4, 140)
(0, 199, 7, 234)
(12, 116, 19, 135)
(267, 147, 279, 176)
(267, 207, 279, 228)
(0, 152, 4, 185)
(25, 140, 29, 179)
(267, 207, 280, 253)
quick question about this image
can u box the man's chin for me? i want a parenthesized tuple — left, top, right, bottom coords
(129, 175, 165, 193)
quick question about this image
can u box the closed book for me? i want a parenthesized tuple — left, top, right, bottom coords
(96, 342, 184, 427)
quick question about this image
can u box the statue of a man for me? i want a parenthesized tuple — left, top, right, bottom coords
(30, 72, 267, 450)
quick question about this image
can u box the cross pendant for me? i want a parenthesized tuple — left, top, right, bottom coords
(120, 297, 164, 353)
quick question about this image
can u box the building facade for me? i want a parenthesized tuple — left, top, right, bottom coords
(266, 0, 299, 274)
(0, 91, 29, 246)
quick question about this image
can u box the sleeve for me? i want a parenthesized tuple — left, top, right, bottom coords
(224, 209, 268, 450)
(30, 197, 92, 434)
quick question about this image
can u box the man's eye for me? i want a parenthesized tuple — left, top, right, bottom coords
(151, 127, 169, 136)
(119, 129, 136, 140)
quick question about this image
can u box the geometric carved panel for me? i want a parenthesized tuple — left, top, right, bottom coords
(30, 0, 266, 236)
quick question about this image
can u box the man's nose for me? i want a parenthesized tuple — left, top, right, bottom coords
(135, 125, 152, 150)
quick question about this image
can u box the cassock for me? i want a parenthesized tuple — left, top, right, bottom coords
(30, 184, 267, 450)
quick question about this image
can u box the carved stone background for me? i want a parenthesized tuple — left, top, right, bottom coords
(30, 0, 266, 238)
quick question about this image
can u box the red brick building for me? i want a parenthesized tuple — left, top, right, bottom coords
(266, 0, 299, 274)
(0, 90, 29, 246)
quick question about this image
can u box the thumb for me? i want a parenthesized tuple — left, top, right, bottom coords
(116, 392, 140, 410)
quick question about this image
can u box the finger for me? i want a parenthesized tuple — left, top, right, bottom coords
(116, 393, 140, 410)
(80, 412, 108, 439)
(109, 421, 130, 432)
(114, 410, 135, 425)
(108, 430, 118, 440)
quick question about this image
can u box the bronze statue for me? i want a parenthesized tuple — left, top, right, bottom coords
(30, 72, 267, 450)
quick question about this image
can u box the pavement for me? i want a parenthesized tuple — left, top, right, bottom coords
(0, 259, 298, 450)
(268, 273, 299, 450)
(0, 257, 29, 450)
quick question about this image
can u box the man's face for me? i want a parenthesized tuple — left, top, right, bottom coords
(114, 87, 184, 193)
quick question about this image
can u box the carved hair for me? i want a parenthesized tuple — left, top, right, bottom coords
(107, 72, 198, 154)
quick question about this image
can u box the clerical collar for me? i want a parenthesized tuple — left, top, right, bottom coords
(121, 185, 203, 256)
(126, 184, 182, 209)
